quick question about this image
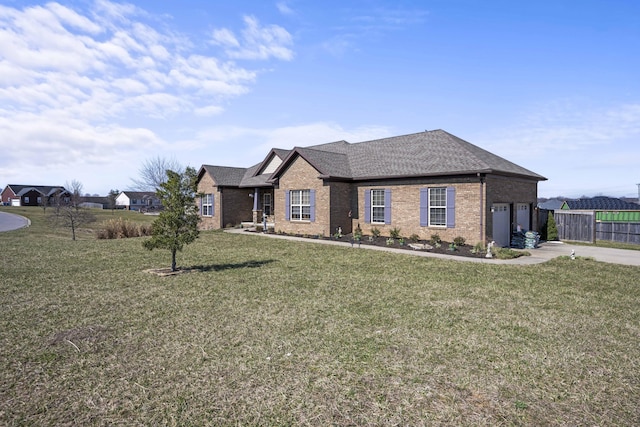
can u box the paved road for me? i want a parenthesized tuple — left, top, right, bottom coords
(0, 211, 30, 232)
(228, 229, 640, 266)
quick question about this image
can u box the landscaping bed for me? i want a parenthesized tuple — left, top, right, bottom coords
(249, 229, 489, 258)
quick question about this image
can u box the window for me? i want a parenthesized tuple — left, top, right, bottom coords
(24, 196, 30, 204)
(290, 190, 311, 221)
(263, 193, 272, 216)
(202, 194, 213, 216)
(371, 189, 386, 223)
(429, 187, 447, 226)
(37, 197, 42, 204)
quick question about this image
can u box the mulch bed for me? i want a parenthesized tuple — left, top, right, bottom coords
(249, 230, 486, 259)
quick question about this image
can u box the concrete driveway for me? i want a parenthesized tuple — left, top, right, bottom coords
(0, 211, 30, 232)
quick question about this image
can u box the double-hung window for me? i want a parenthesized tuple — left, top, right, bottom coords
(263, 193, 272, 216)
(429, 187, 447, 226)
(371, 189, 386, 224)
(202, 194, 213, 216)
(290, 190, 311, 221)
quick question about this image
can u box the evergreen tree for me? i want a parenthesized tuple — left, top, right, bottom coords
(546, 211, 559, 241)
(143, 167, 200, 271)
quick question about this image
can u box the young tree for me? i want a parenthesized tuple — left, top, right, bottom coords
(142, 167, 200, 272)
(130, 156, 183, 192)
(49, 206, 96, 240)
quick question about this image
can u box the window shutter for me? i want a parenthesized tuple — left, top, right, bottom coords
(285, 190, 290, 221)
(446, 186, 455, 228)
(211, 194, 215, 217)
(364, 190, 371, 223)
(420, 188, 428, 226)
(199, 197, 203, 216)
(384, 189, 391, 224)
(310, 190, 316, 222)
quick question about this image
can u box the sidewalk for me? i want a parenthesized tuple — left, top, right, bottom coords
(227, 229, 640, 266)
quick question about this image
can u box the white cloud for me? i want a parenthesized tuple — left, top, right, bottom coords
(276, 1, 295, 16)
(211, 15, 294, 61)
(0, 2, 294, 193)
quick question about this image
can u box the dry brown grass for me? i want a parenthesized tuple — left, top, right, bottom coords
(1, 207, 639, 425)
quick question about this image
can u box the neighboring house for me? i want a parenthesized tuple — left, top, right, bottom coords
(560, 196, 640, 223)
(196, 130, 547, 247)
(560, 196, 640, 211)
(1, 184, 70, 207)
(115, 191, 162, 211)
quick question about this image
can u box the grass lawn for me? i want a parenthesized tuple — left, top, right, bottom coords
(1, 207, 639, 425)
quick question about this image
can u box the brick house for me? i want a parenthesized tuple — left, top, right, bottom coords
(1, 184, 70, 207)
(196, 130, 546, 247)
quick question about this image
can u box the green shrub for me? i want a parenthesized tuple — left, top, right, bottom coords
(353, 224, 363, 241)
(430, 233, 441, 245)
(371, 227, 381, 238)
(453, 236, 466, 246)
(547, 212, 559, 241)
(390, 227, 401, 239)
(409, 234, 420, 243)
(471, 242, 485, 254)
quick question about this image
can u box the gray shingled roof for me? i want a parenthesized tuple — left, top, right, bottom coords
(563, 196, 639, 210)
(199, 129, 546, 188)
(200, 165, 248, 186)
(271, 130, 546, 181)
(6, 185, 67, 197)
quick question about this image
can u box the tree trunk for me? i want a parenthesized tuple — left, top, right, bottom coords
(171, 249, 177, 271)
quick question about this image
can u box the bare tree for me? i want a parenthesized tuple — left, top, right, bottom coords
(130, 156, 184, 192)
(49, 206, 96, 240)
(66, 179, 84, 210)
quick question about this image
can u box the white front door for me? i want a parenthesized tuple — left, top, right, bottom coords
(492, 204, 510, 247)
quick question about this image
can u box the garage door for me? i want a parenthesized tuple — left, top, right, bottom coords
(516, 203, 530, 232)
(492, 204, 510, 247)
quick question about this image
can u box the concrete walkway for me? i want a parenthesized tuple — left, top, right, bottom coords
(0, 211, 30, 232)
(227, 228, 640, 266)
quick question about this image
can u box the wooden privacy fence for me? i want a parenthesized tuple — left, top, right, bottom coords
(555, 211, 594, 243)
(554, 210, 640, 245)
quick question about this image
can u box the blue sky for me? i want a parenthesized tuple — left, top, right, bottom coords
(1, 0, 639, 198)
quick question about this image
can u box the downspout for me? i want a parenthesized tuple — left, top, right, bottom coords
(478, 173, 485, 243)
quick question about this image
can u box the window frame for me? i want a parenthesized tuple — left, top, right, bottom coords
(428, 187, 447, 227)
(201, 193, 213, 216)
(263, 193, 272, 216)
(370, 189, 386, 224)
(290, 189, 311, 221)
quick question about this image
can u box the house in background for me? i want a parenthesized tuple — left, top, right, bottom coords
(115, 191, 162, 211)
(196, 130, 547, 247)
(1, 184, 70, 207)
(560, 196, 639, 211)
